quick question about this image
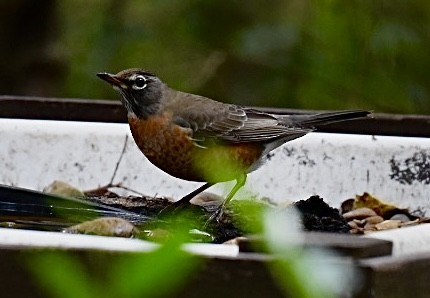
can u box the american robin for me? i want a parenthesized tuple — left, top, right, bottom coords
(97, 69, 370, 216)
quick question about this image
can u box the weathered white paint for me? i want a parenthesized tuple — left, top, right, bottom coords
(1, 118, 429, 211)
(363, 224, 430, 257)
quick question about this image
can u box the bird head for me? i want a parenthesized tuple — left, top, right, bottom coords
(97, 68, 165, 118)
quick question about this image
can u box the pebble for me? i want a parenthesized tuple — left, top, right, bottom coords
(340, 198, 355, 214)
(365, 215, 384, 225)
(343, 207, 378, 220)
(43, 180, 86, 198)
(375, 220, 402, 231)
(350, 228, 364, 234)
(400, 219, 420, 228)
(348, 221, 359, 229)
(190, 192, 223, 207)
(353, 218, 366, 226)
(389, 214, 411, 222)
(64, 217, 138, 237)
(362, 216, 383, 231)
(364, 222, 377, 231)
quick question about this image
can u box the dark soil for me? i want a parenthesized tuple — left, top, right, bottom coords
(294, 195, 350, 233)
(87, 194, 349, 243)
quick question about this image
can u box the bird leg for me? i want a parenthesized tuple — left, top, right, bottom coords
(220, 173, 247, 209)
(159, 182, 213, 215)
(160, 173, 247, 223)
(206, 173, 247, 226)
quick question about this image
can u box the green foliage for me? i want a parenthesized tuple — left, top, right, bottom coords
(27, 228, 199, 298)
(28, 252, 99, 298)
(192, 144, 249, 183)
(54, 0, 430, 114)
(262, 208, 356, 297)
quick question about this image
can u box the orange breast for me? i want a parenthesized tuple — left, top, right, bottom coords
(128, 113, 264, 182)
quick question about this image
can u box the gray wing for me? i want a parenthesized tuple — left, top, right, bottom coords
(211, 107, 312, 142)
(169, 93, 312, 144)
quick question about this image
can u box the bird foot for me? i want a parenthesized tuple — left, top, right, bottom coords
(204, 206, 224, 228)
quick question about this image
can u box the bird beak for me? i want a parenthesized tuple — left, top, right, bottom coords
(97, 72, 128, 89)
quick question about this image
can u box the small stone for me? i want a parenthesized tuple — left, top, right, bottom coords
(375, 220, 402, 231)
(365, 215, 384, 225)
(343, 207, 378, 220)
(340, 198, 355, 214)
(64, 217, 138, 237)
(350, 228, 364, 234)
(190, 192, 223, 207)
(364, 223, 377, 230)
(363, 229, 377, 234)
(353, 218, 366, 227)
(348, 221, 359, 229)
(400, 219, 420, 228)
(44, 180, 86, 198)
(0, 222, 17, 228)
(389, 214, 411, 222)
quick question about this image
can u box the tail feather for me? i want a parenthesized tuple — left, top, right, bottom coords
(286, 110, 371, 127)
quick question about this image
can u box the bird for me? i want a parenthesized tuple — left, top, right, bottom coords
(97, 68, 370, 218)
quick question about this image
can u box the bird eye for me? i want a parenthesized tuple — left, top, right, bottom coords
(133, 75, 147, 90)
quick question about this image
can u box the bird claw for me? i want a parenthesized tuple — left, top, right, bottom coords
(204, 207, 224, 228)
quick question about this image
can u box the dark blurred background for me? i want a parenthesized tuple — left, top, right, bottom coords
(1, 0, 429, 114)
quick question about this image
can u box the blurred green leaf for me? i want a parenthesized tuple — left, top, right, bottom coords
(27, 225, 198, 298)
(27, 251, 99, 298)
(2, 0, 430, 114)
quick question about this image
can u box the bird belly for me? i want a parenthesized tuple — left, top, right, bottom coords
(128, 114, 199, 181)
(128, 114, 263, 182)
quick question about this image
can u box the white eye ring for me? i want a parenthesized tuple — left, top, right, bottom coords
(133, 75, 147, 90)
